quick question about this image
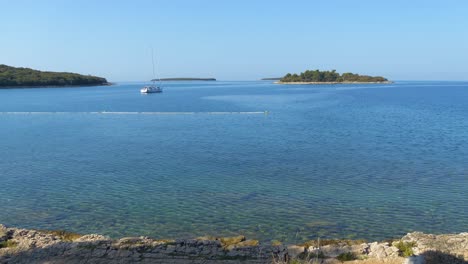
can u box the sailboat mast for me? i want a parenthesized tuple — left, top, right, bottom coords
(151, 47, 162, 87)
(151, 47, 156, 84)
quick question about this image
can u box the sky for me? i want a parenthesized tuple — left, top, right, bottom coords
(1, 0, 467, 81)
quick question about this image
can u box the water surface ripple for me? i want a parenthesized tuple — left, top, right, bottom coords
(1, 81, 468, 242)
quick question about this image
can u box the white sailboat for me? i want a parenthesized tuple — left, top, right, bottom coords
(141, 48, 163, 94)
(140, 84, 162, 94)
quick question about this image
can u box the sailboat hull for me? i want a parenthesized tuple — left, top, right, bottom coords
(140, 86, 163, 93)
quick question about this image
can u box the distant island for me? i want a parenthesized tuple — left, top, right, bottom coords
(151, 78, 216, 81)
(277, 70, 390, 84)
(0, 64, 108, 88)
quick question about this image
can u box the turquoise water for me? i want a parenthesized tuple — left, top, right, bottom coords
(1, 81, 468, 243)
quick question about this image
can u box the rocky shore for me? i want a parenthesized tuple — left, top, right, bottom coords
(1, 224, 467, 264)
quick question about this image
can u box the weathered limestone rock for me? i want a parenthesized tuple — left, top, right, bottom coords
(220, 235, 246, 247)
(402, 232, 468, 261)
(1, 225, 468, 264)
(364, 242, 400, 259)
(0, 225, 288, 263)
(0, 225, 7, 242)
(75, 234, 108, 242)
(403, 255, 424, 264)
(287, 245, 305, 258)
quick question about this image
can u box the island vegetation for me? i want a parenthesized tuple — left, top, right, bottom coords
(0, 64, 108, 88)
(279, 70, 389, 84)
(152, 78, 216, 81)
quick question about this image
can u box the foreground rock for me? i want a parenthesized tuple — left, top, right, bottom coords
(0, 225, 286, 264)
(1, 224, 467, 263)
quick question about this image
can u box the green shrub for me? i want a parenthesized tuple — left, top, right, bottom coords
(271, 240, 282, 246)
(0, 240, 18, 249)
(44, 230, 82, 241)
(289, 259, 304, 264)
(336, 252, 357, 262)
(394, 241, 417, 257)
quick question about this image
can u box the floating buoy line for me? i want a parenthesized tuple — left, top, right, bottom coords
(0, 111, 269, 115)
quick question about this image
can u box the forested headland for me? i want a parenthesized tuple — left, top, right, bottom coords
(279, 70, 389, 83)
(0, 64, 108, 87)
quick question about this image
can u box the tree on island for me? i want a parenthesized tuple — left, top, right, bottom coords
(280, 70, 388, 83)
(0, 64, 108, 87)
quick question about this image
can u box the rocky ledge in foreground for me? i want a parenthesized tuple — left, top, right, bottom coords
(1, 224, 468, 264)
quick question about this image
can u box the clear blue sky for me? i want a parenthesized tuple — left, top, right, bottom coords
(1, 0, 467, 81)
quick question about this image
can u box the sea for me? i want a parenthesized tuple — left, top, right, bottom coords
(1, 81, 467, 243)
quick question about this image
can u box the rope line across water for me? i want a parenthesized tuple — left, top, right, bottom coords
(0, 111, 269, 115)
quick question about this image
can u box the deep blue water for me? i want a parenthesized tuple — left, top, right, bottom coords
(1, 81, 468, 243)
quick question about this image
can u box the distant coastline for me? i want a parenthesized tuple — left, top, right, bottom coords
(0, 83, 113, 89)
(152, 78, 216, 81)
(276, 81, 393, 85)
(277, 69, 390, 84)
(0, 64, 109, 88)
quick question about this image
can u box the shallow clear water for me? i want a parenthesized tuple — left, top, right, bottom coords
(1, 81, 468, 243)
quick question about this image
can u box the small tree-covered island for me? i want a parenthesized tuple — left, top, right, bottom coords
(151, 78, 216, 81)
(278, 69, 391, 84)
(0, 64, 108, 88)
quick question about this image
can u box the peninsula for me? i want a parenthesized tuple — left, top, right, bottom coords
(0, 64, 108, 88)
(151, 78, 216, 81)
(277, 70, 391, 84)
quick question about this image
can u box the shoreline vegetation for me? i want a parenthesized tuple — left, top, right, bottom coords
(276, 81, 393, 85)
(0, 64, 109, 88)
(151, 78, 216, 81)
(1, 225, 467, 264)
(277, 70, 391, 84)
